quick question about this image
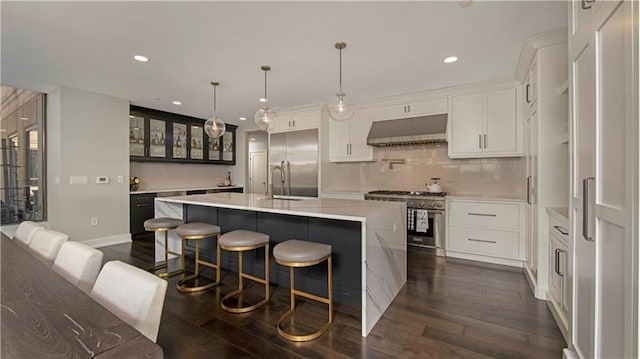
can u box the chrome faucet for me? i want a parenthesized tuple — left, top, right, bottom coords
(267, 161, 285, 199)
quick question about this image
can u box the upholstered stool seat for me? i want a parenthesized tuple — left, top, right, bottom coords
(144, 217, 184, 278)
(219, 230, 270, 313)
(176, 222, 221, 293)
(273, 239, 333, 342)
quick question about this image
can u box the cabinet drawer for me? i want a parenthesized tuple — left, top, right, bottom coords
(448, 226, 520, 259)
(448, 201, 519, 230)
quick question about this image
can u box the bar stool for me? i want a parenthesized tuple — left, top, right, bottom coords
(176, 222, 221, 293)
(144, 217, 184, 278)
(219, 230, 270, 313)
(273, 239, 332, 342)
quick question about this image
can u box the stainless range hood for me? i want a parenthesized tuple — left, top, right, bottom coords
(366, 113, 448, 147)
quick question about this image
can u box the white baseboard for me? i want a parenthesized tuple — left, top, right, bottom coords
(523, 265, 548, 299)
(82, 233, 132, 248)
(446, 251, 523, 268)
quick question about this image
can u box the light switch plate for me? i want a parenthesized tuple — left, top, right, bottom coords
(117, 176, 124, 184)
(70, 176, 88, 185)
(96, 176, 109, 184)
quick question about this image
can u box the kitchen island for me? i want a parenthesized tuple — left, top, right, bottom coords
(154, 192, 406, 336)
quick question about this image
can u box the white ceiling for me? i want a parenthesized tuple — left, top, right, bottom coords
(2, 1, 567, 126)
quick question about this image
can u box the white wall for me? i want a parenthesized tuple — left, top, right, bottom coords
(47, 86, 130, 247)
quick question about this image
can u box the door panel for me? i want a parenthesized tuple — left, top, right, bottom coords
(250, 151, 267, 195)
(285, 129, 318, 197)
(449, 93, 483, 155)
(329, 114, 350, 161)
(348, 108, 374, 160)
(572, 33, 596, 359)
(594, 2, 631, 357)
(484, 88, 517, 153)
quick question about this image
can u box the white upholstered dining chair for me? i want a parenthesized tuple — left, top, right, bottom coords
(52, 241, 104, 294)
(27, 228, 68, 264)
(90, 260, 168, 342)
(12, 220, 44, 247)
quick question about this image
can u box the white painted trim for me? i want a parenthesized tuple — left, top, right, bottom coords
(81, 233, 132, 248)
(562, 348, 578, 359)
(446, 250, 523, 268)
(514, 28, 568, 82)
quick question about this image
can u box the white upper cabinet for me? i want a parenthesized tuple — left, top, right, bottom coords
(448, 87, 521, 158)
(372, 98, 447, 121)
(270, 110, 320, 134)
(329, 107, 374, 162)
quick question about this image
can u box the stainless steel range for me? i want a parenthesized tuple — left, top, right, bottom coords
(365, 190, 446, 256)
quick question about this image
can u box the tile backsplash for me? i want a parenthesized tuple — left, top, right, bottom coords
(322, 145, 526, 198)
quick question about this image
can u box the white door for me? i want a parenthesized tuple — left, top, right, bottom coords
(483, 88, 518, 154)
(571, 1, 636, 358)
(249, 151, 267, 194)
(448, 93, 483, 156)
(592, 1, 634, 357)
(526, 109, 539, 274)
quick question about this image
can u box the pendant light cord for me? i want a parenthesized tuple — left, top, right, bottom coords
(339, 47, 343, 94)
(213, 85, 217, 112)
(264, 70, 268, 105)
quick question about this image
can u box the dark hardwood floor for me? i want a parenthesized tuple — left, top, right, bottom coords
(101, 240, 565, 358)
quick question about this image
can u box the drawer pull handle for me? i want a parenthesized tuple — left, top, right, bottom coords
(468, 238, 497, 244)
(553, 225, 569, 236)
(467, 212, 497, 217)
(136, 203, 152, 208)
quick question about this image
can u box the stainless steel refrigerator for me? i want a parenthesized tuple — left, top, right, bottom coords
(269, 129, 318, 197)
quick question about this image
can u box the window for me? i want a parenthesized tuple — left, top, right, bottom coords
(0, 86, 46, 224)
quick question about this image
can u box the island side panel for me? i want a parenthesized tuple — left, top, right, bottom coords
(154, 200, 184, 262)
(363, 202, 407, 336)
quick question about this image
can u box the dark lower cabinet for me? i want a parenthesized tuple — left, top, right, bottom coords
(130, 193, 156, 240)
(130, 187, 243, 240)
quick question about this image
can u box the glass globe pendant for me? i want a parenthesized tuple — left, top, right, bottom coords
(254, 66, 277, 132)
(328, 42, 355, 122)
(204, 82, 226, 138)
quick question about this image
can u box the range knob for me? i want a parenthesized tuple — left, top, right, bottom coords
(435, 202, 444, 209)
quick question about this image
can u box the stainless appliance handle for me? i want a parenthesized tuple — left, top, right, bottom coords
(468, 238, 496, 244)
(284, 160, 291, 196)
(527, 176, 532, 204)
(582, 177, 594, 241)
(468, 212, 497, 217)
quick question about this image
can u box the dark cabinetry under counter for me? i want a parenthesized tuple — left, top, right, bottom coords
(130, 193, 156, 239)
(130, 187, 244, 240)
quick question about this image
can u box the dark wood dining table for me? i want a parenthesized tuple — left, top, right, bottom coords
(1, 234, 163, 358)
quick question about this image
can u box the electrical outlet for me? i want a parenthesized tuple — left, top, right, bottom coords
(91, 217, 98, 226)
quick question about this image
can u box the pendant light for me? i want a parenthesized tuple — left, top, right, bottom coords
(254, 65, 277, 132)
(328, 42, 355, 122)
(204, 82, 226, 138)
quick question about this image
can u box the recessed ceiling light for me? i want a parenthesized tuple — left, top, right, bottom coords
(134, 55, 149, 62)
(250, 138, 256, 141)
(259, 98, 267, 103)
(239, 117, 247, 121)
(172, 101, 182, 105)
(0, 129, 6, 132)
(129, 115, 135, 119)
(20, 117, 29, 121)
(444, 56, 458, 63)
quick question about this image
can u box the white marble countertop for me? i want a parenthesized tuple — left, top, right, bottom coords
(155, 192, 405, 222)
(446, 193, 527, 203)
(131, 185, 242, 195)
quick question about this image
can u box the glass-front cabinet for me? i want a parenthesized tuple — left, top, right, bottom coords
(190, 125, 204, 160)
(129, 105, 236, 164)
(129, 116, 146, 157)
(149, 119, 166, 158)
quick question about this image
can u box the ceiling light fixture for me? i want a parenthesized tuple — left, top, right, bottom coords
(20, 117, 29, 121)
(239, 117, 247, 121)
(172, 101, 182, 105)
(444, 56, 458, 63)
(204, 82, 226, 139)
(254, 65, 277, 132)
(134, 55, 149, 62)
(328, 42, 355, 122)
(259, 98, 267, 103)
